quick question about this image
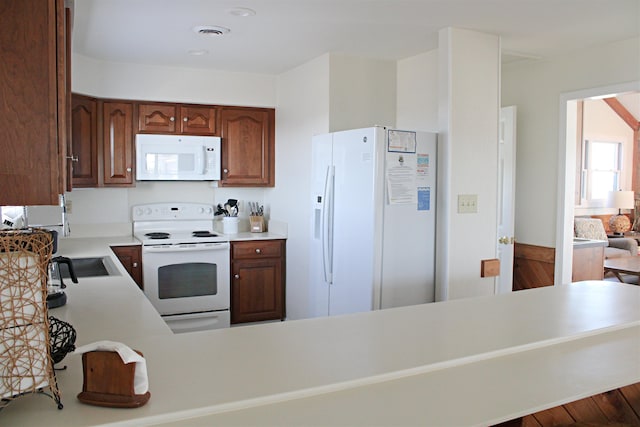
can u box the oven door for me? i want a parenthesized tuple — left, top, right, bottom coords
(142, 242, 230, 316)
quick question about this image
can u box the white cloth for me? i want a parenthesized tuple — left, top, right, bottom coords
(74, 340, 148, 394)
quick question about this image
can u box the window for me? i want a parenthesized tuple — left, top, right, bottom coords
(581, 140, 622, 202)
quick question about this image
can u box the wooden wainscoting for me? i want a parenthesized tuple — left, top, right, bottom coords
(495, 382, 640, 426)
(513, 243, 555, 291)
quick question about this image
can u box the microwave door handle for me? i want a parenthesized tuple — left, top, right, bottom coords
(200, 146, 206, 174)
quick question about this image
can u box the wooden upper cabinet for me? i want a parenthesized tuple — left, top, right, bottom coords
(137, 103, 177, 133)
(70, 94, 99, 187)
(180, 106, 217, 135)
(0, 0, 68, 205)
(137, 103, 218, 135)
(102, 101, 135, 186)
(220, 107, 275, 187)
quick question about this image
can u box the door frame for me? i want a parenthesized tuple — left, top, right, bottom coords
(556, 80, 640, 285)
(496, 106, 516, 293)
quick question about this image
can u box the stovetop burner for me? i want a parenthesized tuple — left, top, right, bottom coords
(193, 230, 219, 237)
(145, 232, 170, 239)
(133, 203, 228, 244)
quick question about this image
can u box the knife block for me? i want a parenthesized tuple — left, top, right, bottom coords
(77, 350, 150, 408)
(250, 215, 265, 233)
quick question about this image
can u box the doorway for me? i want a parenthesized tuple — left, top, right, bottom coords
(557, 81, 640, 284)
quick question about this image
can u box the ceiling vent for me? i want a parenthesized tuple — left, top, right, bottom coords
(193, 25, 230, 36)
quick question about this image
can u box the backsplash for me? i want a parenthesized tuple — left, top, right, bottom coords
(63, 182, 268, 238)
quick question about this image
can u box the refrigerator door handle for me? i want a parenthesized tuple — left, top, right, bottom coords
(322, 165, 335, 284)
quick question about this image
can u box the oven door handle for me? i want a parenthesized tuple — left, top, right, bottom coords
(143, 242, 229, 253)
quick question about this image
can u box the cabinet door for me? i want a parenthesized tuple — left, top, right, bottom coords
(572, 246, 604, 281)
(220, 107, 275, 186)
(138, 103, 177, 133)
(180, 106, 218, 135)
(0, 0, 67, 205)
(102, 101, 134, 186)
(63, 5, 73, 193)
(111, 245, 143, 290)
(70, 94, 99, 187)
(231, 258, 283, 324)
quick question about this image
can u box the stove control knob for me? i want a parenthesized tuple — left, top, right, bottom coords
(135, 208, 143, 216)
(145, 208, 152, 215)
(197, 207, 205, 214)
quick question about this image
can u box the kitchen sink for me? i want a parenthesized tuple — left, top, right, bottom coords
(59, 257, 121, 278)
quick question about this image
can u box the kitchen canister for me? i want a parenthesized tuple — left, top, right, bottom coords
(222, 217, 239, 234)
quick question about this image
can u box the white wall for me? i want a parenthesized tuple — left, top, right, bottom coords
(270, 54, 331, 320)
(397, 50, 439, 132)
(437, 28, 501, 300)
(73, 54, 276, 106)
(68, 54, 277, 235)
(328, 54, 397, 131)
(502, 37, 640, 248)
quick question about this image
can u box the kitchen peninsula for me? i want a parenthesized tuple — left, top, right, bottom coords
(1, 237, 639, 426)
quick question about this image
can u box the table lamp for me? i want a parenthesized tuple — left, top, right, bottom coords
(607, 190, 635, 235)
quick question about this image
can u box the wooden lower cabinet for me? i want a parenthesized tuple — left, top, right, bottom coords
(572, 244, 605, 281)
(111, 245, 143, 290)
(230, 240, 285, 324)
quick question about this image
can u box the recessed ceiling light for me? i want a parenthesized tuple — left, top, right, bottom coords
(192, 25, 230, 36)
(227, 7, 256, 17)
(187, 49, 209, 56)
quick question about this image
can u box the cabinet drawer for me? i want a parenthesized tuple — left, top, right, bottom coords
(232, 240, 282, 259)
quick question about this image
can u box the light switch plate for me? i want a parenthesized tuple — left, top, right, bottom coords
(457, 194, 478, 213)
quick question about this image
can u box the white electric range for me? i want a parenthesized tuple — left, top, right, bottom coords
(132, 203, 230, 333)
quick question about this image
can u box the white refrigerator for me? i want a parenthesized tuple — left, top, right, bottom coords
(310, 126, 437, 317)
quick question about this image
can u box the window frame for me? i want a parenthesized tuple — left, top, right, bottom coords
(580, 139, 622, 207)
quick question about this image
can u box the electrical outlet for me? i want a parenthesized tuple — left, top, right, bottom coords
(65, 200, 73, 214)
(457, 194, 477, 213)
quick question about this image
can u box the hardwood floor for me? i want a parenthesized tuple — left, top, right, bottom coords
(495, 383, 640, 426)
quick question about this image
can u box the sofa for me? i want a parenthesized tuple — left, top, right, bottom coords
(574, 217, 638, 259)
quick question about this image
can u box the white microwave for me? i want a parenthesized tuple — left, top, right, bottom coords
(135, 134, 221, 181)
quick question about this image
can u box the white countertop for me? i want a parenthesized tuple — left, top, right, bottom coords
(1, 236, 639, 426)
(48, 236, 174, 342)
(226, 231, 287, 241)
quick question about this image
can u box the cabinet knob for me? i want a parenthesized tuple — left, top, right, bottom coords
(126, 167, 132, 172)
(132, 262, 138, 268)
(234, 274, 240, 279)
(255, 248, 261, 254)
(183, 117, 188, 122)
(170, 116, 175, 122)
(223, 169, 229, 174)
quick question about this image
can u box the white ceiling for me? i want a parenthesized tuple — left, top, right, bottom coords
(72, 0, 640, 75)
